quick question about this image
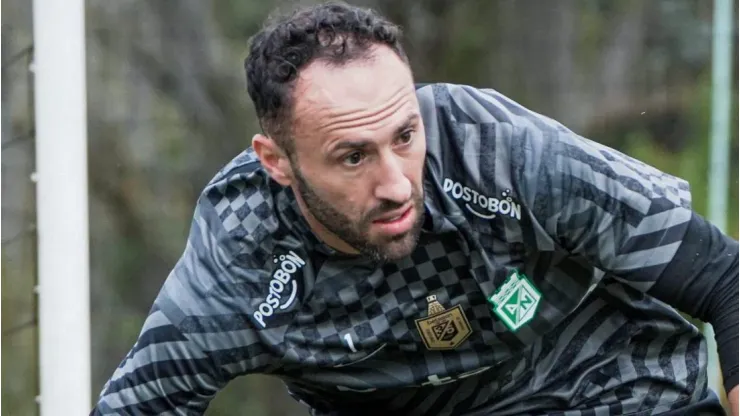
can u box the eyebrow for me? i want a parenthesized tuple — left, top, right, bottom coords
(329, 113, 420, 153)
(395, 113, 420, 136)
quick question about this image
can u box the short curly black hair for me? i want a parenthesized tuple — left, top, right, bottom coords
(244, 1, 409, 155)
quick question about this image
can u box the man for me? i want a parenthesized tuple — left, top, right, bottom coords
(92, 2, 738, 415)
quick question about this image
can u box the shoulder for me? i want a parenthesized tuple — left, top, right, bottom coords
(146, 148, 313, 357)
(415, 83, 604, 229)
(197, 147, 294, 270)
(415, 82, 571, 133)
(162, 147, 310, 315)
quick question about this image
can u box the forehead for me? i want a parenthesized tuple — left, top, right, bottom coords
(291, 46, 417, 137)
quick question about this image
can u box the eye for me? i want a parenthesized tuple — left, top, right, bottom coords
(343, 151, 365, 166)
(397, 130, 414, 145)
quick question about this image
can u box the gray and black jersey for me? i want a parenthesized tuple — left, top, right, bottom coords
(92, 83, 737, 416)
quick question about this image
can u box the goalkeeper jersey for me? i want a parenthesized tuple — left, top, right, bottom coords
(92, 83, 718, 416)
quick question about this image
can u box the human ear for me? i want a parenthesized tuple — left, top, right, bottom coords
(251, 134, 293, 186)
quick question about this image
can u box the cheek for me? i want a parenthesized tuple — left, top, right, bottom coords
(335, 182, 379, 220)
(313, 176, 367, 212)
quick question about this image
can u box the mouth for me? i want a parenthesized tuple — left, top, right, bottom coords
(373, 205, 412, 223)
(371, 205, 415, 235)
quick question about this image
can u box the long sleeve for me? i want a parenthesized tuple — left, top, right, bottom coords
(649, 212, 739, 393)
(91, 193, 275, 415)
(91, 302, 225, 415)
(436, 83, 738, 394)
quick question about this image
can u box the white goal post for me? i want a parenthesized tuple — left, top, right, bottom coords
(32, 0, 91, 414)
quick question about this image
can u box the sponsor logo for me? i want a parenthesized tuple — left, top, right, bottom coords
(442, 178, 521, 220)
(488, 270, 541, 332)
(415, 295, 472, 350)
(253, 250, 305, 328)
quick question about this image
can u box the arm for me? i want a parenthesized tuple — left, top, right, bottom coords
(91, 303, 226, 415)
(441, 85, 738, 404)
(92, 196, 273, 415)
(652, 210, 739, 409)
(524, 123, 739, 403)
(495, 93, 740, 403)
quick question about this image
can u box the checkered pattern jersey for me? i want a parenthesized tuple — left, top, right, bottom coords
(92, 83, 711, 416)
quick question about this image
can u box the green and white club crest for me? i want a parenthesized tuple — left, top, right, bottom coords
(488, 269, 541, 332)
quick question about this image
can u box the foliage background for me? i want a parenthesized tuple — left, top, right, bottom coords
(2, 0, 738, 415)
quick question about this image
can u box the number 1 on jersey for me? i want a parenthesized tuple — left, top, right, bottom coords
(342, 333, 358, 352)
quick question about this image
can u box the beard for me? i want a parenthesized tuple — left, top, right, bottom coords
(292, 165, 425, 263)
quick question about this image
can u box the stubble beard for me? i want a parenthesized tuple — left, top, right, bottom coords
(292, 164, 425, 263)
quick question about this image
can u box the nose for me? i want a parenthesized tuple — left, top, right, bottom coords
(374, 152, 412, 204)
